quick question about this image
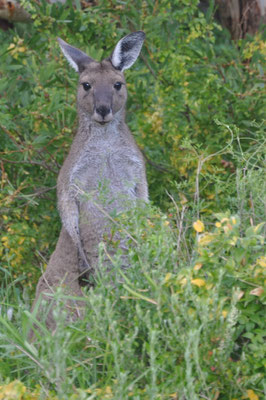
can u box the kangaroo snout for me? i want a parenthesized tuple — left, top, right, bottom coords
(96, 105, 111, 118)
(94, 105, 113, 124)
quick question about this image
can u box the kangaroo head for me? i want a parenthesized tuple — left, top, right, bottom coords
(58, 32, 145, 125)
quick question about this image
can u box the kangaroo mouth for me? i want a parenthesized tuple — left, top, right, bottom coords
(93, 111, 113, 125)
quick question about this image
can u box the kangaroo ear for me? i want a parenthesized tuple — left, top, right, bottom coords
(111, 31, 145, 72)
(58, 38, 94, 73)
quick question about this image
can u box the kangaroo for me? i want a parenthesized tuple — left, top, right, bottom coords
(30, 227, 84, 337)
(57, 31, 148, 277)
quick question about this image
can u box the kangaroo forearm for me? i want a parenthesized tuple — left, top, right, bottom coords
(58, 194, 91, 273)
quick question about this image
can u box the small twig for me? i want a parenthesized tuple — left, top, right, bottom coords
(42, 271, 56, 296)
(140, 52, 171, 87)
(235, 278, 258, 288)
(166, 191, 187, 254)
(13, 343, 44, 370)
(102, 243, 115, 264)
(38, 381, 50, 398)
(1, 159, 6, 189)
(66, 352, 110, 372)
(36, 149, 60, 172)
(140, 53, 157, 81)
(1, 158, 44, 166)
(35, 250, 49, 265)
(75, 185, 138, 245)
(141, 150, 172, 173)
(183, 104, 191, 123)
(1, 157, 58, 174)
(177, 205, 186, 253)
(30, 185, 56, 197)
(0, 125, 22, 149)
(249, 191, 256, 225)
(215, 64, 226, 83)
(194, 122, 234, 219)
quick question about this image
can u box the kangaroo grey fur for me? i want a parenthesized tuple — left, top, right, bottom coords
(30, 227, 84, 337)
(30, 32, 148, 335)
(57, 31, 148, 276)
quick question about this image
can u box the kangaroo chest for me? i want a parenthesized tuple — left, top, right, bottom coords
(70, 132, 142, 204)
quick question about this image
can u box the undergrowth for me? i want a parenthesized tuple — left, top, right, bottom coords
(0, 0, 265, 399)
(0, 208, 265, 399)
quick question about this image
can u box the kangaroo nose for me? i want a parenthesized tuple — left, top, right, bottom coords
(96, 105, 111, 118)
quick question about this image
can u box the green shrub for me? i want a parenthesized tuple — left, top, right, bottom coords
(0, 0, 265, 284)
(0, 207, 264, 399)
(0, 1, 265, 398)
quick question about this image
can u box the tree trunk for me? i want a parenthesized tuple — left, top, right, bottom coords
(0, 0, 31, 22)
(215, 0, 265, 39)
(199, 0, 265, 39)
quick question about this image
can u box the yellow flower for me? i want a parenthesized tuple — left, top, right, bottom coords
(0, 380, 26, 399)
(193, 220, 204, 233)
(198, 233, 214, 246)
(194, 263, 203, 270)
(8, 43, 15, 50)
(247, 389, 259, 400)
(18, 237, 25, 245)
(222, 310, 228, 318)
(164, 273, 172, 283)
(257, 256, 266, 268)
(191, 278, 205, 287)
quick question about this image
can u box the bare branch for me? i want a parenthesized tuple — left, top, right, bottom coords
(1, 158, 58, 174)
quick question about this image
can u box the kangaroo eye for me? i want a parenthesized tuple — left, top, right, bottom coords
(82, 82, 91, 91)
(114, 82, 122, 91)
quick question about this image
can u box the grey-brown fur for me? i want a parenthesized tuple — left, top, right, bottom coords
(31, 32, 148, 333)
(30, 227, 84, 338)
(57, 32, 148, 275)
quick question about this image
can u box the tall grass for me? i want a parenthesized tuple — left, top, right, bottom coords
(0, 192, 265, 398)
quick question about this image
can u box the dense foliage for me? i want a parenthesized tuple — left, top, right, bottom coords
(0, 0, 265, 399)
